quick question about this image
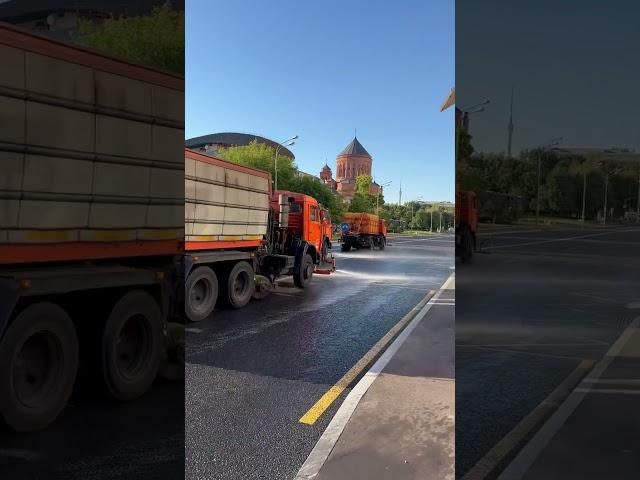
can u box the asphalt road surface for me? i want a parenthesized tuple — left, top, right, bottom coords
(185, 233, 454, 480)
(456, 224, 640, 478)
(0, 378, 184, 480)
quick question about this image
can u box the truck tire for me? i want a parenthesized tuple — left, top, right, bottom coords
(223, 261, 254, 309)
(294, 254, 314, 288)
(341, 244, 351, 252)
(185, 266, 218, 322)
(101, 290, 162, 401)
(0, 302, 78, 432)
(379, 236, 386, 250)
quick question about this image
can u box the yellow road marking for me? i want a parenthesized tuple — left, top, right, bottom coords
(299, 386, 345, 425)
(299, 289, 436, 425)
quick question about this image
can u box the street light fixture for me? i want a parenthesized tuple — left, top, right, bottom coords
(376, 180, 392, 214)
(551, 147, 640, 224)
(535, 137, 563, 225)
(274, 135, 298, 191)
(455, 100, 490, 162)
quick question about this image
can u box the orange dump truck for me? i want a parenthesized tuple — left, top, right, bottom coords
(340, 212, 387, 251)
(0, 24, 183, 432)
(183, 149, 333, 322)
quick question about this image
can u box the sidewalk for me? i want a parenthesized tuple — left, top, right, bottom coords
(309, 278, 455, 480)
(499, 318, 640, 480)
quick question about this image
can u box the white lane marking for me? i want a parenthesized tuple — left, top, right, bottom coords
(462, 345, 585, 361)
(0, 449, 41, 460)
(294, 273, 455, 480)
(574, 388, 640, 395)
(582, 378, 640, 385)
(458, 342, 607, 347)
(486, 228, 640, 250)
(497, 317, 640, 480)
(571, 293, 621, 304)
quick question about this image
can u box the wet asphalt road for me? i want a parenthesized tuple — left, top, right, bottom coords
(185, 233, 454, 480)
(456, 224, 640, 478)
(0, 379, 184, 480)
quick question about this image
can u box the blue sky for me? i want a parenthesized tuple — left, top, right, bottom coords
(186, 0, 454, 202)
(457, 0, 640, 155)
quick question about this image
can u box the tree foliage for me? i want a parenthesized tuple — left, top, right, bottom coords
(217, 140, 297, 189)
(78, 1, 184, 74)
(216, 141, 346, 222)
(288, 176, 347, 223)
(379, 201, 454, 232)
(458, 148, 640, 222)
(348, 174, 384, 214)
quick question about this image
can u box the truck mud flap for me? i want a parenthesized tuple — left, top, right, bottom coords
(314, 256, 336, 275)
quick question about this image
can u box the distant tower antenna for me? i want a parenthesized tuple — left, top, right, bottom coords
(399, 177, 403, 205)
(507, 87, 514, 156)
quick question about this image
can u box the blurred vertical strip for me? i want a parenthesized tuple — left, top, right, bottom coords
(0, 1, 185, 479)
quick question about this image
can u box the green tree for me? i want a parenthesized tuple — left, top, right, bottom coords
(288, 176, 346, 223)
(349, 174, 379, 213)
(348, 193, 376, 213)
(355, 175, 373, 194)
(78, 2, 184, 74)
(217, 140, 297, 189)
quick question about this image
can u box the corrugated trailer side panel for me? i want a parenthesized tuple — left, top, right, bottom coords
(184, 149, 271, 251)
(343, 212, 380, 235)
(0, 23, 184, 264)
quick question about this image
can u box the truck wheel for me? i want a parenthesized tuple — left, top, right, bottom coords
(379, 236, 386, 250)
(294, 254, 314, 288)
(185, 266, 218, 321)
(341, 244, 351, 252)
(0, 302, 78, 432)
(101, 291, 162, 401)
(223, 261, 254, 309)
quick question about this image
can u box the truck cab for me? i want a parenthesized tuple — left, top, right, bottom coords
(271, 191, 332, 264)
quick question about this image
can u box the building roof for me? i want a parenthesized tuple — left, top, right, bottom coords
(339, 136, 371, 157)
(0, 0, 184, 23)
(185, 132, 295, 159)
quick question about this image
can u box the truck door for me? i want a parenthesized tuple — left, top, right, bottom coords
(307, 203, 322, 251)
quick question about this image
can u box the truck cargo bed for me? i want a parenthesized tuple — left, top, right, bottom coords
(184, 149, 270, 252)
(0, 23, 184, 265)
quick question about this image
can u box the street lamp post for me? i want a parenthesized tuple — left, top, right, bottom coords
(535, 137, 563, 225)
(411, 195, 423, 229)
(274, 135, 298, 191)
(456, 100, 490, 162)
(376, 180, 392, 215)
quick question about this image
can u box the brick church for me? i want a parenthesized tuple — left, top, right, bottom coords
(319, 136, 381, 202)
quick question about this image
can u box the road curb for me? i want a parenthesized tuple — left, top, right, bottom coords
(461, 358, 595, 480)
(497, 316, 639, 480)
(294, 273, 455, 480)
(298, 287, 438, 426)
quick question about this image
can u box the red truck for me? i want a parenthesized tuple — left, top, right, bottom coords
(0, 24, 184, 431)
(340, 212, 387, 251)
(183, 149, 334, 322)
